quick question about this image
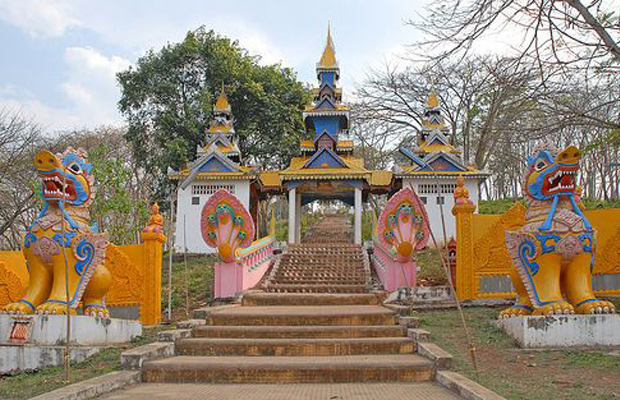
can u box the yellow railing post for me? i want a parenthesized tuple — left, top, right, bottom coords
(140, 204, 167, 326)
(452, 175, 476, 300)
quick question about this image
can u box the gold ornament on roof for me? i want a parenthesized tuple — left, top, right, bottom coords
(427, 92, 439, 108)
(215, 84, 231, 112)
(318, 23, 337, 68)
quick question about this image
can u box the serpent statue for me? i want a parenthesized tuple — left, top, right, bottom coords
(2, 148, 111, 318)
(501, 143, 616, 317)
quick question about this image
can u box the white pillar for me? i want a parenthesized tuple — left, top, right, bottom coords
(288, 188, 296, 244)
(354, 187, 362, 245)
(295, 193, 302, 243)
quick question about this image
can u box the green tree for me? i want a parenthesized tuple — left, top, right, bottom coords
(117, 27, 310, 193)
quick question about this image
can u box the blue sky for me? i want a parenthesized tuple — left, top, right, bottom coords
(0, 0, 424, 130)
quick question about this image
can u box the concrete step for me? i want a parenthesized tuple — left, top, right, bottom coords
(264, 283, 368, 293)
(207, 306, 396, 326)
(176, 337, 415, 357)
(242, 292, 380, 306)
(142, 355, 434, 384)
(97, 382, 462, 400)
(270, 279, 367, 285)
(192, 325, 407, 339)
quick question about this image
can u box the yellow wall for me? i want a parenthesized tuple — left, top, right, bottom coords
(454, 204, 620, 300)
(0, 233, 165, 325)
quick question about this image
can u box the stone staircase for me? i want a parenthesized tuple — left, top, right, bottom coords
(263, 244, 370, 293)
(142, 293, 439, 385)
(262, 214, 371, 294)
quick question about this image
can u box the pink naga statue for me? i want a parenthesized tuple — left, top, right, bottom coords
(200, 189, 275, 299)
(372, 187, 430, 290)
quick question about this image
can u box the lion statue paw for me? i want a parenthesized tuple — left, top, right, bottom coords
(575, 300, 616, 315)
(531, 301, 574, 316)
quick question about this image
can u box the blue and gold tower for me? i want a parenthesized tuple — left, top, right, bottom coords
(260, 25, 393, 244)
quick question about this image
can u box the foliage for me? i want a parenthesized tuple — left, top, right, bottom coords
(117, 27, 311, 197)
(88, 144, 150, 244)
(362, 209, 375, 242)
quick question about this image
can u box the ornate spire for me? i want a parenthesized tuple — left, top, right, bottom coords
(422, 91, 445, 130)
(318, 22, 337, 69)
(214, 83, 231, 113)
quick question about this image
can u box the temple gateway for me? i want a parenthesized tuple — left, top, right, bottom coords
(171, 25, 486, 252)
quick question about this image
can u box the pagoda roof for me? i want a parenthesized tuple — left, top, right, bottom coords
(300, 139, 355, 153)
(201, 133, 240, 155)
(395, 166, 490, 180)
(172, 147, 255, 189)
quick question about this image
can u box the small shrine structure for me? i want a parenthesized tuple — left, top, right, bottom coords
(170, 88, 258, 253)
(262, 25, 392, 244)
(395, 93, 489, 241)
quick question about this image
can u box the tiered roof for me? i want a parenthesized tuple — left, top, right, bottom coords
(170, 86, 256, 188)
(397, 92, 489, 179)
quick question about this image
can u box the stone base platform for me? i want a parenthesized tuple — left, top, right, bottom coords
(0, 345, 101, 375)
(0, 314, 141, 374)
(0, 314, 142, 346)
(497, 314, 620, 348)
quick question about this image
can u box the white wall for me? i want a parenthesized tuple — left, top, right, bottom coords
(403, 178, 481, 245)
(174, 180, 251, 253)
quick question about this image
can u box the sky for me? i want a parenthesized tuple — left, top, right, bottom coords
(0, 0, 425, 131)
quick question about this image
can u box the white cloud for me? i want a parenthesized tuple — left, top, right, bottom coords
(0, 47, 131, 130)
(0, 0, 81, 38)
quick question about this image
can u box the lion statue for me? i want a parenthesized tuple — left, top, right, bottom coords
(2, 148, 111, 318)
(501, 143, 616, 317)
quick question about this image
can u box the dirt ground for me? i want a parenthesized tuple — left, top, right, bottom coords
(418, 307, 620, 400)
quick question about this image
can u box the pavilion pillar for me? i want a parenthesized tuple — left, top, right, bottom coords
(295, 193, 302, 242)
(288, 188, 296, 244)
(354, 187, 362, 244)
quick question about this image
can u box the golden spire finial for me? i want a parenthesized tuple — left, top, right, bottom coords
(215, 83, 231, 112)
(427, 92, 439, 108)
(318, 22, 337, 68)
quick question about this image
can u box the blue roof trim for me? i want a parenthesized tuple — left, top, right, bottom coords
(304, 147, 347, 169)
(313, 130, 337, 143)
(399, 146, 426, 167)
(316, 97, 336, 110)
(198, 155, 235, 172)
(420, 153, 468, 172)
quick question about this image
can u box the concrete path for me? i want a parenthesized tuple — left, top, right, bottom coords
(100, 382, 461, 399)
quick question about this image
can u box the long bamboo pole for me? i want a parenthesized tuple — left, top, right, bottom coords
(406, 166, 480, 381)
(60, 167, 72, 383)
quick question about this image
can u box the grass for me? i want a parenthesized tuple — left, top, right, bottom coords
(417, 248, 448, 285)
(418, 307, 620, 400)
(163, 254, 216, 320)
(0, 326, 169, 400)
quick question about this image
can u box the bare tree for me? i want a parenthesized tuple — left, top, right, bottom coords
(0, 109, 45, 249)
(412, 0, 620, 70)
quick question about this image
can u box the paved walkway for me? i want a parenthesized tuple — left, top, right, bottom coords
(100, 382, 461, 399)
